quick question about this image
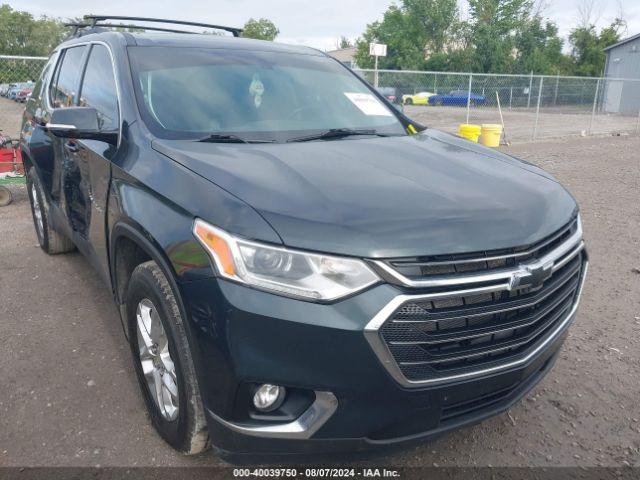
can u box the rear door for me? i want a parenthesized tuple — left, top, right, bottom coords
(45, 45, 89, 224)
(70, 43, 121, 282)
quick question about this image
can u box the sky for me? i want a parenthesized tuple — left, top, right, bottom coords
(12, 0, 640, 51)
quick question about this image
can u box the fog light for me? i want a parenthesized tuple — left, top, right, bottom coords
(253, 384, 286, 412)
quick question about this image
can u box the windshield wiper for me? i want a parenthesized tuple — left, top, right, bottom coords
(196, 133, 275, 144)
(286, 128, 392, 143)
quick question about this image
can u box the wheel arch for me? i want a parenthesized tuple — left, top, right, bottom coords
(110, 220, 178, 307)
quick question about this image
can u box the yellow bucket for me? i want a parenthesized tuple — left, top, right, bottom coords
(458, 124, 482, 143)
(480, 124, 503, 147)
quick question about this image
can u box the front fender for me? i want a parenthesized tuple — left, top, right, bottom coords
(108, 176, 212, 285)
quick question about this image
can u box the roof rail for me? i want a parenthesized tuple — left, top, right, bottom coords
(83, 15, 243, 37)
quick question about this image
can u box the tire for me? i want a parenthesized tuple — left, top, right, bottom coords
(26, 167, 75, 254)
(0, 186, 11, 207)
(405, 98, 413, 105)
(126, 260, 209, 454)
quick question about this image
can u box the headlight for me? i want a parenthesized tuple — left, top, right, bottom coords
(193, 219, 379, 301)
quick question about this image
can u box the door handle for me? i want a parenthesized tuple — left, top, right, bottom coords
(64, 141, 79, 153)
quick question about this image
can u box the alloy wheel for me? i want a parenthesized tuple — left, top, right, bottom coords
(136, 298, 179, 421)
(31, 183, 44, 238)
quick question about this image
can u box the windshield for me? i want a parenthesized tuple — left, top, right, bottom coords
(128, 46, 407, 142)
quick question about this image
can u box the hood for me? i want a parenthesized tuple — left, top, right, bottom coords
(152, 130, 577, 258)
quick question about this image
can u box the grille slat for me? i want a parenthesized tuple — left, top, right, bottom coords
(388, 275, 579, 346)
(387, 218, 578, 280)
(375, 218, 586, 383)
(391, 256, 582, 325)
(396, 299, 573, 365)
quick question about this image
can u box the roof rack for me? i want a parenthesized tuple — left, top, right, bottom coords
(65, 22, 200, 36)
(72, 15, 243, 37)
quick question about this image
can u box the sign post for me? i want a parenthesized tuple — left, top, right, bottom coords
(369, 43, 387, 88)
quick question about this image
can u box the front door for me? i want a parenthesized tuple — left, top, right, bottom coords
(72, 43, 121, 281)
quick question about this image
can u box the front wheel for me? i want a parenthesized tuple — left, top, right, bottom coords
(126, 260, 209, 454)
(404, 98, 413, 105)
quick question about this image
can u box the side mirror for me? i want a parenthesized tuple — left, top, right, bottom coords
(46, 107, 118, 145)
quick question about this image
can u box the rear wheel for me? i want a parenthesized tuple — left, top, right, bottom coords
(126, 260, 209, 454)
(26, 167, 75, 254)
(405, 97, 413, 105)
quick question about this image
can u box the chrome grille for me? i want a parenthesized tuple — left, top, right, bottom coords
(382, 253, 584, 380)
(383, 218, 579, 281)
(365, 216, 588, 387)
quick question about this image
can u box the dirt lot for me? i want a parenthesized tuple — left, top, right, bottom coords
(0, 135, 639, 468)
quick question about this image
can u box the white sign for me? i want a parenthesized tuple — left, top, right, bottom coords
(344, 93, 392, 116)
(369, 43, 387, 57)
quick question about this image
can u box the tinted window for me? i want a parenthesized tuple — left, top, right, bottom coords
(79, 45, 119, 131)
(129, 47, 406, 142)
(50, 46, 87, 108)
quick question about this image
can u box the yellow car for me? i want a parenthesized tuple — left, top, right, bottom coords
(402, 91, 435, 105)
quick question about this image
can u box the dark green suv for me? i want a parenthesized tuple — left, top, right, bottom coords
(20, 16, 587, 460)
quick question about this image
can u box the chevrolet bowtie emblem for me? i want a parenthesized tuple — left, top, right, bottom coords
(509, 261, 554, 290)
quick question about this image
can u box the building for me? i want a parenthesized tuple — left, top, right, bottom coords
(603, 33, 640, 114)
(326, 46, 357, 68)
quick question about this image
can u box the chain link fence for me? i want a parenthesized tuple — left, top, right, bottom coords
(1, 55, 640, 144)
(0, 55, 48, 138)
(356, 69, 640, 143)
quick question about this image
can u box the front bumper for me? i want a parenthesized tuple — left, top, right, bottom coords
(179, 260, 586, 458)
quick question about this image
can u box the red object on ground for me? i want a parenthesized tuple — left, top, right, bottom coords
(0, 146, 23, 174)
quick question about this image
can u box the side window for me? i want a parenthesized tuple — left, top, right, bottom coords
(78, 45, 119, 131)
(50, 45, 87, 108)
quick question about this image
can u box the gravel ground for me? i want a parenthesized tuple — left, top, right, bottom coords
(0, 135, 639, 468)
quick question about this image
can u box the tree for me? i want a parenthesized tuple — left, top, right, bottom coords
(241, 18, 279, 41)
(354, 6, 422, 70)
(513, 16, 569, 74)
(403, 0, 459, 54)
(0, 5, 66, 56)
(465, 0, 534, 73)
(569, 18, 624, 76)
(353, 0, 459, 70)
(338, 36, 352, 49)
